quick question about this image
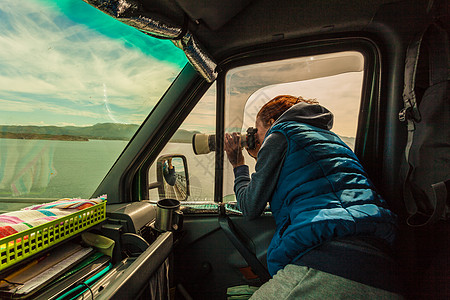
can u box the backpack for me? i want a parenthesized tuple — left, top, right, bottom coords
(400, 22, 450, 227)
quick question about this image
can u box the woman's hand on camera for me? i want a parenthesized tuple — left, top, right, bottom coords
(224, 133, 245, 168)
(246, 141, 259, 160)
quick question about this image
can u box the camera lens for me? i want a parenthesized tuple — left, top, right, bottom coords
(192, 134, 215, 154)
(192, 128, 257, 155)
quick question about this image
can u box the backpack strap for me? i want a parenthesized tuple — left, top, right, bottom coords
(400, 22, 450, 227)
(407, 180, 450, 227)
(399, 28, 422, 127)
(400, 25, 428, 218)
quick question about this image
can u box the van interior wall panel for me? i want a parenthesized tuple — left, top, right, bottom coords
(174, 216, 275, 299)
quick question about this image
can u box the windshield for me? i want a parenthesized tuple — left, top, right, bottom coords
(0, 0, 187, 212)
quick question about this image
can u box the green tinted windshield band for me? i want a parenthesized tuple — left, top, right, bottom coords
(83, 0, 218, 82)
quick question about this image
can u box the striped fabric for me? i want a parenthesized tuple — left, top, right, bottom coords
(23, 194, 106, 211)
(0, 195, 106, 239)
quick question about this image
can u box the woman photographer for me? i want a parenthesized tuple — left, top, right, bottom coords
(224, 95, 403, 299)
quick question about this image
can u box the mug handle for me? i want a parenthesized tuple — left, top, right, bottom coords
(172, 210, 184, 231)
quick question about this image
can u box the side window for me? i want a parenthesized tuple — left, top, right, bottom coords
(223, 51, 364, 200)
(148, 84, 216, 202)
(148, 51, 365, 204)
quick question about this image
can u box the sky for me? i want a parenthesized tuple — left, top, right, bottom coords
(241, 72, 363, 137)
(0, 0, 187, 126)
(179, 52, 364, 138)
(227, 52, 364, 137)
(0, 0, 364, 138)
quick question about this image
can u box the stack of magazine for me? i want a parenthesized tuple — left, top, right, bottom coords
(0, 241, 112, 299)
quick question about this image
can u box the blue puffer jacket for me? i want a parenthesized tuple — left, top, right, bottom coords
(265, 104, 397, 276)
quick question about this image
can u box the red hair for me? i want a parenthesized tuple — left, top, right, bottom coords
(257, 95, 318, 126)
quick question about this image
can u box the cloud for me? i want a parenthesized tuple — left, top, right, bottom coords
(0, 0, 186, 125)
(238, 72, 363, 137)
(180, 83, 217, 133)
(258, 73, 363, 136)
(0, 99, 36, 112)
(0, 92, 104, 120)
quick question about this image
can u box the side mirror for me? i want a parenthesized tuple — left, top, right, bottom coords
(150, 155, 190, 201)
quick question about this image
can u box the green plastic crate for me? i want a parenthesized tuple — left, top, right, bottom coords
(0, 201, 106, 272)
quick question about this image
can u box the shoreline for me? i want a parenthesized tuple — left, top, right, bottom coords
(0, 132, 89, 141)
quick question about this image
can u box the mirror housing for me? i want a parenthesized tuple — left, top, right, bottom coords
(150, 155, 190, 201)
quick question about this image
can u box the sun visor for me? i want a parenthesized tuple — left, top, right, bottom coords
(83, 0, 218, 83)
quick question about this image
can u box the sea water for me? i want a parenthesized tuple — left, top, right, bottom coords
(0, 139, 220, 212)
(0, 139, 127, 211)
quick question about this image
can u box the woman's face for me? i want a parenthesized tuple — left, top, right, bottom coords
(255, 118, 269, 147)
(249, 117, 273, 158)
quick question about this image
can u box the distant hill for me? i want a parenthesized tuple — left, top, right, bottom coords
(0, 123, 139, 141)
(0, 132, 88, 141)
(0, 124, 202, 142)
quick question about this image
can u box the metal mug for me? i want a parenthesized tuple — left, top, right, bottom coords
(155, 198, 183, 231)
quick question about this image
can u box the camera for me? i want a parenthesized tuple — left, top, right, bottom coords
(192, 127, 258, 155)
